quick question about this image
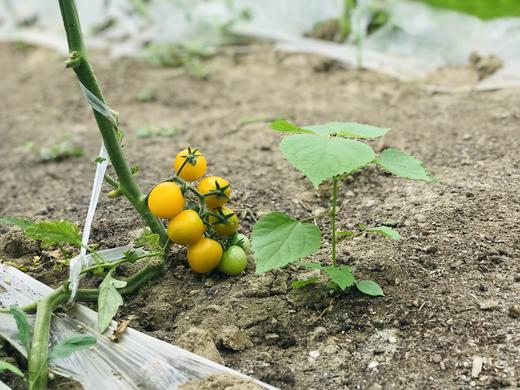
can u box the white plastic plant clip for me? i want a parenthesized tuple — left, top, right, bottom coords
(68, 83, 119, 303)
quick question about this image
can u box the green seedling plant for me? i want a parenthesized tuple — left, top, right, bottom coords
(0, 306, 96, 385)
(251, 119, 435, 296)
(135, 124, 182, 139)
(24, 138, 84, 162)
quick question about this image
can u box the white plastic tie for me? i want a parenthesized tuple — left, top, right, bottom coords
(68, 83, 121, 303)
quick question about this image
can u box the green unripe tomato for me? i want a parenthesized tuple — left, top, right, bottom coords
(218, 245, 247, 276)
(232, 233, 251, 254)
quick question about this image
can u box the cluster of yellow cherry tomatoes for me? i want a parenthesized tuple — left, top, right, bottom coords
(147, 148, 250, 275)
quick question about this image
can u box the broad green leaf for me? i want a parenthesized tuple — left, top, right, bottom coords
(376, 148, 435, 183)
(10, 306, 31, 353)
(323, 266, 356, 290)
(291, 277, 319, 289)
(365, 226, 400, 240)
(97, 272, 127, 332)
(0, 361, 24, 377)
(25, 220, 82, 248)
(252, 213, 321, 274)
(304, 122, 389, 138)
(133, 227, 162, 252)
(356, 280, 384, 296)
(280, 135, 375, 188)
(270, 119, 314, 134)
(0, 216, 33, 230)
(48, 334, 97, 361)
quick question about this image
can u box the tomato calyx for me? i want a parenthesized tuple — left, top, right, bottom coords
(208, 209, 236, 226)
(203, 179, 231, 201)
(176, 146, 201, 177)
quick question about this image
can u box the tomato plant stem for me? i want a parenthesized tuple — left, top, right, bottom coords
(58, 0, 167, 246)
(331, 176, 338, 267)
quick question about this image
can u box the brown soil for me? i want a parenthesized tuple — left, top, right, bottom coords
(1, 42, 519, 390)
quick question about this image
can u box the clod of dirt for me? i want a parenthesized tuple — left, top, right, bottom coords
(508, 304, 520, 319)
(258, 365, 296, 388)
(469, 52, 503, 80)
(424, 66, 479, 87)
(240, 272, 288, 298)
(304, 18, 341, 42)
(176, 327, 224, 365)
(478, 299, 500, 311)
(0, 231, 39, 258)
(178, 374, 263, 390)
(309, 326, 328, 342)
(216, 325, 253, 352)
(286, 286, 329, 309)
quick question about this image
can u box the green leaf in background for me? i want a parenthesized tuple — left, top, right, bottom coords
(10, 306, 31, 353)
(252, 212, 321, 274)
(323, 266, 356, 290)
(356, 280, 385, 296)
(0, 216, 34, 230)
(48, 334, 97, 361)
(420, 0, 520, 20)
(270, 119, 314, 134)
(135, 125, 182, 138)
(280, 134, 375, 188)
(24, 220, 82, 248)
(0, 361, 24, 377)
(291, 277, 319, 289)
(365, 226, 401, 240)
(97, 271, 127, 332)
(304, 122, 389, 138)
(376, 148, 435, 183)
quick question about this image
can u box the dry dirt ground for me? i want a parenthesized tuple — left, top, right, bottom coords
(0, 42, 519, 389)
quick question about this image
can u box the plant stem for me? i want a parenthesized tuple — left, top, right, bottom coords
(79, 251, 163, 275)
(27, 286, 69, 390)
(331, 176, 338, 267)
(58, 0, 167, 246)
(76, 259, 164, 302)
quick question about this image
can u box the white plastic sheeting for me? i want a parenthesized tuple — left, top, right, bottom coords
(0, 264, 276, 389)
(1, 0, 520, 87)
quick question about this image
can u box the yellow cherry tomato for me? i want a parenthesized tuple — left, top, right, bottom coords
(187, 237, 223, 273)
(197, 176, 231, 209)
(167, 209, 205, 246)
(208, 207, 238, 237)
(173, 148, 207, 182)
(147, 182, 184, 219)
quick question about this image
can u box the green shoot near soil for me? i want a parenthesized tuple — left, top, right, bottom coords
(252, 119, 435, 296)
(0, 306, 96, 385)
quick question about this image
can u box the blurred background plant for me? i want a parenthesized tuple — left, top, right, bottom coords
(1, 0, 520, 84)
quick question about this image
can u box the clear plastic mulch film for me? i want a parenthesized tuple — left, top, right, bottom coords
(1, 0, 520, 89)
(0, 265, 277, 389)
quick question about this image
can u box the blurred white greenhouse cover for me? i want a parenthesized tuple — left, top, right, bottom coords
(1, 0, 520, 88)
